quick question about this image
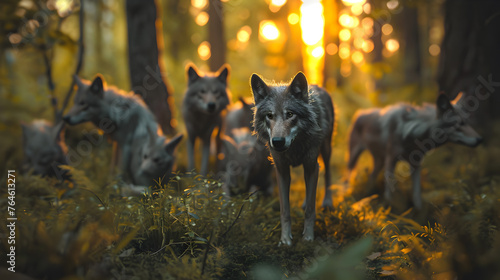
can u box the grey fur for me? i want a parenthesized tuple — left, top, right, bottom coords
(22, 120, 69, 180)
(63, 74, 159, 182)
(251, 72, 335, 246)
(182, 64, 231, 175)
(347, 93, 483, 209)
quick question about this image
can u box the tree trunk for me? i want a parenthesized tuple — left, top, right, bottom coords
(400, 5, 421, 85)
(437, 0, 500, 137)
(126, 0, 175, 135)
(208, 0, 226, 71)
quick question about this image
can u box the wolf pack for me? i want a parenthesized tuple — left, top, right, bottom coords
(22, 63, 483, 246)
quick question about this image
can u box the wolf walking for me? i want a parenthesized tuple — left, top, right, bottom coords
(347, 93, 483, 209)
(182, 64, 231, 175)
(251, 72, 335, 246)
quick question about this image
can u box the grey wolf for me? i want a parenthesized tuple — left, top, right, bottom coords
(251, 72, 335, 246)
(63, 74, 158, 182)
(182, 64, 230, 175)
(347, 93, 483, 209)
(22, 120, 68, 179)
(219, 98, 272, 196)
(130, 127, 183, 187)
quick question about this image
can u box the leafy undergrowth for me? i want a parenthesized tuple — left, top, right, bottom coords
(1, 143, 500, 280)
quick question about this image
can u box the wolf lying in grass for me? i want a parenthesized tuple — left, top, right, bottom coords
(347, 93, 483, 209)
(130, 127, 183, 187)
(182, 64, 231, 175)
(251, 72, 335, 246)
(22, 120, 68, 180)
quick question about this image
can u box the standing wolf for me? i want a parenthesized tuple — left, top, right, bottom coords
(251, 72, 335, 246)
(182, 64, 231, 175)
(22, 120, 68, 179)
(347, 93, 483, 209)
(63, 74, 158, 181)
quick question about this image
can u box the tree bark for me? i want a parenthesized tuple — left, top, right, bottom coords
(126, 0, 175, 135)
(208, 0, 226, 71)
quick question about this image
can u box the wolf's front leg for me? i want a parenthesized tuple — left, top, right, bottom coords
(200, 136, 211, 176)
(276, 163, 292, 246)
(303, 161, 319, 242)
(411, 165, 422, 209)
(187, 135, 196, 172)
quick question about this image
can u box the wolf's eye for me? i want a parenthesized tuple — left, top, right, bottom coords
(266, 113, 274, 120)
(286, 112, 294, 119)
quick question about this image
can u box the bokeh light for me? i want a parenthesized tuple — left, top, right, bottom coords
(385, 39, 399, 52)
(195, 12, 209, 26)
(191, 0, 207, 9)
(259, 20, 280, 41)
(341, 0, 366, 6)
(288, 13, 300, 25)
(429, 44, 441, 56)
(382, 24, 393, 35)
(198, 41, 211, 60)
(237, 26, 252, 43)
(326, 43, 338, 55)
(362, 39, 374, 52)
(339, 29, 351, 41)
(300, 1, 325, 45)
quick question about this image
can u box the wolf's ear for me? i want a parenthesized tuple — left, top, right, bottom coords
(165, 134, 183, 154)
(217, 64, 230, 85)
(289, 72, 309, 102)
(436, 94, 454, 118)
(187, 64, 200, 85)
(51, 121, 65, 142)
(250, 74, 269, 105)
(90, 74, 104, 97)
(73, 74, 84, 88)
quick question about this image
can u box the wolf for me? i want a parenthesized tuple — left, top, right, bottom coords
(130, 127, 183, 187)
(63, 74, 158, 182)
(219, 127, 273, 196)
(251, 72, 335, 246)
(22, 120, 69, 180)
(182, 64, 231, 175)
(347, 93, 483, 209)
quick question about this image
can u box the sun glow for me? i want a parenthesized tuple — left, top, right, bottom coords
(300, 0, 325, 85)
(259, 20, 280, 41)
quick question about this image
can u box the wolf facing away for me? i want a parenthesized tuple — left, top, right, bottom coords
(63, 74, 158, 182)
(182, 64, 231, 175)
(130, 127, 183, 187)
(347, 93, 483, 209)
(22, 120, 68, 179)
(251, 72, 335, 246)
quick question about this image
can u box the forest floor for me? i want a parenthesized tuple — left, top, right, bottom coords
(2, 133, 500, 280)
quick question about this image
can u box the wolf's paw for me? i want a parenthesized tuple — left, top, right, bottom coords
(302, 233, 314, 242)
(321, 199, 334, 210)
(279, 234, 293, 246)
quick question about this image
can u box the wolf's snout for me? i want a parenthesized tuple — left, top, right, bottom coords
(271, 137, 287, 151)
(207, 102, 216, 112)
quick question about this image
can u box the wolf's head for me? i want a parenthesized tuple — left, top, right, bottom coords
(184, 64, 230, 115)
(225, 97, 255, 135)
(22, 120, 67, 177)
(436, 93, 483, 147)
(251, 72, 311, 152)
(63, 74, 105, 125)
(137, 130, 183, 185)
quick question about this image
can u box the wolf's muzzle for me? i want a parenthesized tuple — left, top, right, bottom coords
(271, 137, 287, 152)
(207, 102, 216, 113)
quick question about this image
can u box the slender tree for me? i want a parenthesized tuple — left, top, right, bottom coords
(208, 0, 226, 71)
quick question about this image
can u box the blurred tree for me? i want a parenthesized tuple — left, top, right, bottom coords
(126, 0, 175, 135)
(399, 4, 421, 86)
(438, 0, 500, 136)
(208, 0, 226, 71)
